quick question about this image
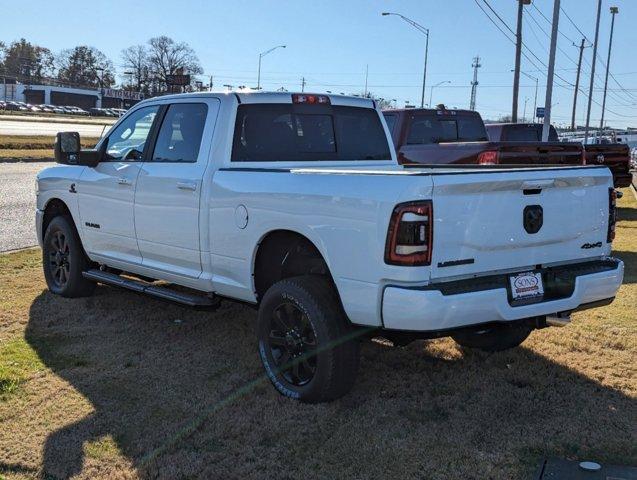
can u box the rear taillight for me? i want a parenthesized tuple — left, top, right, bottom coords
(478, 150, 499, 165)
(385, 201, 433, 266)
(607, 188, 617, 243)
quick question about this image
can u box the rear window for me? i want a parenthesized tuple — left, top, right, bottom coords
(231, 104, 391, 162)
(503, 125, 559, 142)
(406, 114, 487, 145)
(382, 113, 398, 134)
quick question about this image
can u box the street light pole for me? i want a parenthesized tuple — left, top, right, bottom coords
(541, 0, 561, 142)
(382, 12, 430, 108)
(514, 70, 539, 122)
(429, 80, 450, 107)
(599, 6, 619, 131)
(584, 0, 603, 144)
(257, 45, 286, 90)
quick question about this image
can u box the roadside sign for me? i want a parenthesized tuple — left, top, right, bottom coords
(536, 107, 545, 118)
(166, 74, 191, 86)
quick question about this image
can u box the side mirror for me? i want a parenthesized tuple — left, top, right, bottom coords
(55, 131, 103, 167)
(55, 132, 80, 164)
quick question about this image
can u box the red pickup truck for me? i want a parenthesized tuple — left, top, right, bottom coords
(383, 107, 583, 167)
(486, 123, 632, 188)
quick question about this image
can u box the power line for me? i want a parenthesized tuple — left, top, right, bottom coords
(477, 0, 575, 88)
(560, 6, 591, 43)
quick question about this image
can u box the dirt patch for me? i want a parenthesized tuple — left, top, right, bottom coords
(0, 190, 635, 479)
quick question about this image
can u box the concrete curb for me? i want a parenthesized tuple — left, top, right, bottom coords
(0, 246, 38, 255)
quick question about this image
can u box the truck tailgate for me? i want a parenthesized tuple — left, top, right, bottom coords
(497, 142, 583, 165)
(429, 166, 612, 280)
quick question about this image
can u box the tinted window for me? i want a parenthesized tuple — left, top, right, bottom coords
(383, 113, 398, 134)
(457, 117, 488, 141)
(231, 104, 391, 162)
(502, 124, 558, 142)
(406, 114, 487, 145)
(505, 125, 541, 141)
(439, 120, 458, 142)
(106, 106, 159, 161)
(406, 116, 438, 144)
(152, 103, 208, 162)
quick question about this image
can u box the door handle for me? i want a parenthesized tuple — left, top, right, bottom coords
(117, 177, 132, 185)
(177, 181, 197, 191)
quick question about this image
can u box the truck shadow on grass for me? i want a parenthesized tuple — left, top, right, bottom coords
(25, 286, 637, 480)
(613, 250, 636, 284)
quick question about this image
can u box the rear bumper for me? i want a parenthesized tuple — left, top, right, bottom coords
(382, 258, 624, 332)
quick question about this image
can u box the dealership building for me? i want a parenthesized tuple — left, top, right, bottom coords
(1, 82, 142, 109)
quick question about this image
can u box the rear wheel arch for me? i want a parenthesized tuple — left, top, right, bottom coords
(252, 230, 335, 303)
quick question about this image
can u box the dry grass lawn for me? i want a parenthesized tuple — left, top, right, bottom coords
(0, 136, 100, 161)
(0, 189, 635, 480)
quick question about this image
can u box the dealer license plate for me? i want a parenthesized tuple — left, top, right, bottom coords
(510, 271, 544, 300)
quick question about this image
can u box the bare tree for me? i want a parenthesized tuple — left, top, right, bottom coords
(146, 36, 202, 92)
(121, 44, 150, 92)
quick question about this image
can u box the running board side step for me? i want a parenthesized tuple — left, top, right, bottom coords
(83, 269, 219, 308)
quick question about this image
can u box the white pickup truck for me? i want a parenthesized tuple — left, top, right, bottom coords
(36, 92, 624, 402)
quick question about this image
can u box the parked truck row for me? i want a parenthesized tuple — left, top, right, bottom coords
(37, 92, 624, 402)
(382, 106, 632, 188)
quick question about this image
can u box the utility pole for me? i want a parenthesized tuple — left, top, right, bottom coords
(584, 0, 602, 144)
(512, 0, 531, 123)
(469, 55, 481, 111)
(571, 39, 588, 130)
(600, 6, 619, 131)
(301, 77, 306, 92)
(209, 75, 213, 91)
(364, 64, 369, 97)
(541, 0, 561, 142)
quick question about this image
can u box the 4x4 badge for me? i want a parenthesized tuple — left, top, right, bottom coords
(581, 241, 602, 249)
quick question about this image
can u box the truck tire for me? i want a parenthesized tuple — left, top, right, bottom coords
(451, 323, 532, 352)
(42, 215, 96, 298)
(257, 275, 360, 403)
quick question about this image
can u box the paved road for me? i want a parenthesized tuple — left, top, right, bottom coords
(0, 119, 111, 137)
(0, 162, 49, 252)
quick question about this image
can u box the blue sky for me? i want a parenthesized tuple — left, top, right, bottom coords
(5, 0, 637, 127)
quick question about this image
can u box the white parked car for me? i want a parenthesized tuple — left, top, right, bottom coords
(36, 92, 624, 402)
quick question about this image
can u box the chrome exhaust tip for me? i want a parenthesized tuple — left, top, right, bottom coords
(546, 312, 571, 327)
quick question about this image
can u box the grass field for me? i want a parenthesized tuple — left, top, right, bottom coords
(0, 136, 101, 161)
(0, 189, 635, 479)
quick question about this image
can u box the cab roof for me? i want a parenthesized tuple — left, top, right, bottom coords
(139, 91, 376, 108)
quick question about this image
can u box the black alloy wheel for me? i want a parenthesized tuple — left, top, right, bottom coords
(47, 230, 71, 289)
(267, 301, 318, 386)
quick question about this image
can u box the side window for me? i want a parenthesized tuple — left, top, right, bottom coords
(105, 106, 159, 161)
(151, 103, 208, 163)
